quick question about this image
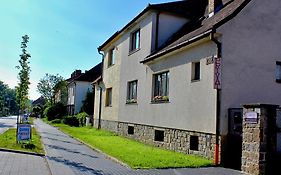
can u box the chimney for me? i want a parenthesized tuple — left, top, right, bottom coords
(71, 70, 82, 78)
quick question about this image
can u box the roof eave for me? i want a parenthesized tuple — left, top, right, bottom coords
(98, 5, 153, 51)
(141, 29, 213, 64)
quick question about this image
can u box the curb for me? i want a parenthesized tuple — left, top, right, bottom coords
(0, 147, 45, 157)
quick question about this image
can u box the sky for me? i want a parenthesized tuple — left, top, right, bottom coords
(0, 0, 173, 100)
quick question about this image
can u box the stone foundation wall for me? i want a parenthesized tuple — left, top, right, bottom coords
(93, 119, 119, 133)
(118, 122, 218, 160)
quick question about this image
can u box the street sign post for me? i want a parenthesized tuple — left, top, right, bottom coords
(17, 124, 31, 142)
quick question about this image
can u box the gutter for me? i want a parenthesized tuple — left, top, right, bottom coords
(210, 29, 222, 166)
(97, 51, 104, 129)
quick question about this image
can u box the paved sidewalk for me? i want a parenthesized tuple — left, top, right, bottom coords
(34, 119, 244, 175)
(0, 151, 50, 175)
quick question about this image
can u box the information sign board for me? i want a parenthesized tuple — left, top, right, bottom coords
(17, 124, 31, 141)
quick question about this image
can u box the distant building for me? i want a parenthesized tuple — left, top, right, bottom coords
(67, 63, 102, 115)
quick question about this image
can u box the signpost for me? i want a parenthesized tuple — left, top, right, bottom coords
(16, 113, 31, 143)
(214, 56, 222, 89)
(17, 124, 31, 141)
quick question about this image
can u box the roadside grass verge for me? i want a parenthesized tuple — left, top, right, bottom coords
(0, 128, 44, 154)
(51, 123, 212, 169)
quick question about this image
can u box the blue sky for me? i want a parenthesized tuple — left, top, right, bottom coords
(0, 0, 173, 100)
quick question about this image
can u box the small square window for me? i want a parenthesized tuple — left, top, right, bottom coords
(105, 88, 112, 107)
(154, 130, 164, 142)
(128, 126, 134, 135)
(190, 135, 199, 151)
(108, 48, 115, 67)
(192, 62, 200, 81)
(130, 29, 140, 52)
(276, 61, 281, 83)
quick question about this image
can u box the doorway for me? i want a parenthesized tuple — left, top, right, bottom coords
(225, 108, 243, 170)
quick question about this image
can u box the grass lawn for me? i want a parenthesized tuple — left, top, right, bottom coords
(52, 123, 212, 169)
(0, 128, 44, 154)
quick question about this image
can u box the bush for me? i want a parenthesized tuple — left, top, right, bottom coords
(46, 102, 66, 121)
(50, 119, 62, 124)
(76, 112, 88, 127)
(62, 116, 79, 127)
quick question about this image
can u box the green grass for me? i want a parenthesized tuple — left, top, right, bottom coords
(0, 128, 45, 154)
(53, 123, 212, 169)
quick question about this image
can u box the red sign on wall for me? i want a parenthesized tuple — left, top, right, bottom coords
(214, 56, 221, 89)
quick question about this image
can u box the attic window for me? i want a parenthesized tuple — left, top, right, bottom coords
(130, 29, 140, 52)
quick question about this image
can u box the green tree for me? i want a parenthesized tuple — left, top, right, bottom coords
(16, 35, 31, 112)
(0, 81, 18, 116)
(80, 90, 94, 115)
(37, 73, 64, 104)
(54, 80, 67, 105)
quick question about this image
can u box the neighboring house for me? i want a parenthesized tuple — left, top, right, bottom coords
(67, 63, 102, 115)
(93, 0, 281, 168)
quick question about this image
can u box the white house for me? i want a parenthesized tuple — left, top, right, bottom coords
(93, 0, 281, 168)
(67, 63, 102, 115)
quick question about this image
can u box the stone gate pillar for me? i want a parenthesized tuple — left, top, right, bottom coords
(242, 104, 278, 175)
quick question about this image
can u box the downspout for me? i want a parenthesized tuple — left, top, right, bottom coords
(98, 51, 104, 129)
(210, 29, 222, 166)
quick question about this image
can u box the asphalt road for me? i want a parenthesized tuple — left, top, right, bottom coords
(0, 116, 17, 134)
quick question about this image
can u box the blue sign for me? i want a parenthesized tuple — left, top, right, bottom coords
(17, 124, 31, 141)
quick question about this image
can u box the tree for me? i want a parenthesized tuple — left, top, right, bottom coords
(0, 80, 18, 116)
(37, 73, 64, 104)
(16, 34, 31, 112)
(81, 90, 94, 115)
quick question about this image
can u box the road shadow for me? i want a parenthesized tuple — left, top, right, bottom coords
(39, 131, 69, 138)
(47, 156, 104, 175)
(44, 136, 83, 145)
(45, 144, 98, 159)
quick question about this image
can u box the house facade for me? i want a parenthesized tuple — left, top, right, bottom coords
(94, 0, 281, 167)
(67, 63, 102, 115)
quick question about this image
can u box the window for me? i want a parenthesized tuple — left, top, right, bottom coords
(108, 48, 115, 67)
(192, 62, 200, 81)
(153, 71, 169, 102)
(128, 126, 134, 135)
(105, 88, 112, 106)
(190, 136, 199, 151)
(154, 130, 164, 142)
(127, 80, 137, 103)
(276, 61, 281, 83)
(130, 29, 140, 52)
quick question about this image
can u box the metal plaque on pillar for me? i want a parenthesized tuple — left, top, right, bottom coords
(244, 111, 258, 124)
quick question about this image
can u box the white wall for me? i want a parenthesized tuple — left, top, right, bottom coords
(157, 12, 188, 48)
(218, 0, 281, 134)
(119, 38, 217, 133)
(74, 81, 92, 114)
